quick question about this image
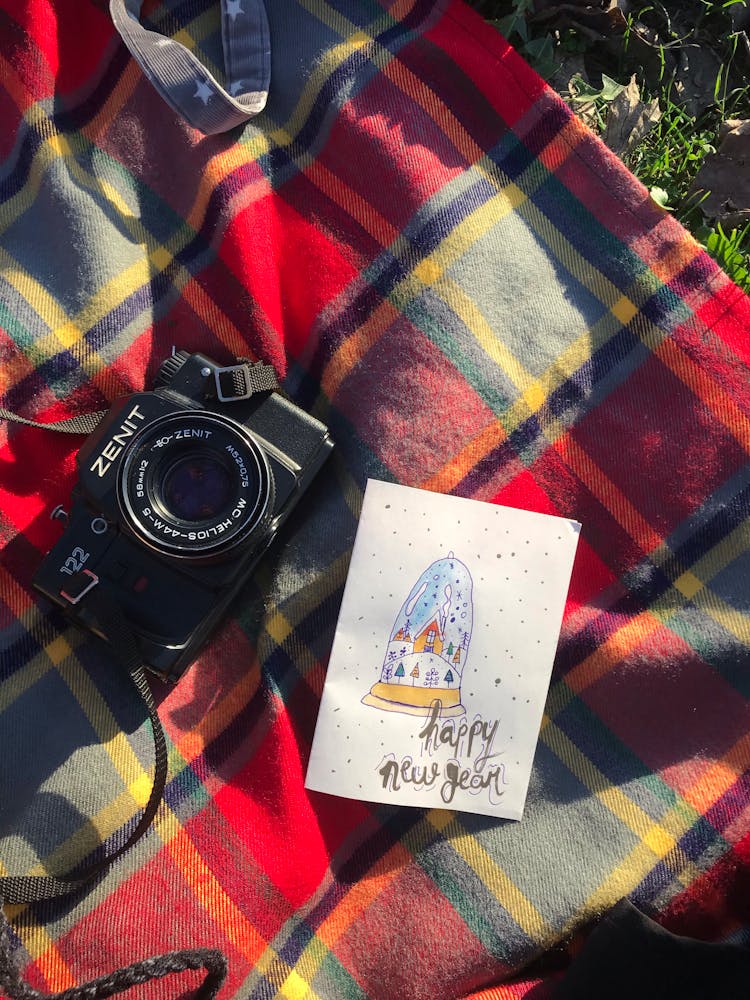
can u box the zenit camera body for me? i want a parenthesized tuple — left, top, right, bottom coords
(34, 352, 333, 681)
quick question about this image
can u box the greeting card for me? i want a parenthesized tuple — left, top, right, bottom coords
(305, 479, 581, 820)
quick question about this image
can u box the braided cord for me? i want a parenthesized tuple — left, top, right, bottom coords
(0, 909, 227, 1000)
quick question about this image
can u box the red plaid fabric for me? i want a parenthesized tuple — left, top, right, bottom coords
(1, 1, 749, 997)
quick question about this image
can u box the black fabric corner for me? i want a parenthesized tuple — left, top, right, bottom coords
(553, 899, 750, 1000)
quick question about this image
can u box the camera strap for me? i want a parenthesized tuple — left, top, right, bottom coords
(0, 579, 166, 903)
(0, 359, 281, 435)
(108, 0, 271, 135)
(0, 585, 232, 999)
(0, 408, 105, 433)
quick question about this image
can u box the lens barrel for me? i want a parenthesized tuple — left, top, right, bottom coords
(118, 411, 274, 558)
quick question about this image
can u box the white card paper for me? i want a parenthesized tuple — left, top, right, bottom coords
(305, 479, 581, 820)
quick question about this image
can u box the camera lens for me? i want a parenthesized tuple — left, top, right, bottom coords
(118, 411, 274, 559)
(162, 454, 232, 522)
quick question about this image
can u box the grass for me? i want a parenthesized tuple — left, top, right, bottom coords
(465, 0, 750, 291)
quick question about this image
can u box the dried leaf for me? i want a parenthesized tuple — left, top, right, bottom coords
(531, 2, 628, 38)
(673, 45, 723, 118)
(730, 2, 750, 33)
(549, 52, 588, 101)
(690, 120, 750, 228)
(601, 75, 662, 157)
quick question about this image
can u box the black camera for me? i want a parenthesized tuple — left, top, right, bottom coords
(34, 352, 333, 681)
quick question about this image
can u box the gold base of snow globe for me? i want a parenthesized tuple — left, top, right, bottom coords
(361, 682, 465, 717)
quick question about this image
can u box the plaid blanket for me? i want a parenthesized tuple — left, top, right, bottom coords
(1, 1, 749, 997)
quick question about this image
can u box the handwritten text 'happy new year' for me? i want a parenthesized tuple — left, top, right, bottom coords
(378, 700, 507, 805)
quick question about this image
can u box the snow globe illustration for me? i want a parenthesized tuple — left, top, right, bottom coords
(362, 552, 473, 718)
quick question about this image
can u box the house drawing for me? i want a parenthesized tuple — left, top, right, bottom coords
(413, 619, 444, 655)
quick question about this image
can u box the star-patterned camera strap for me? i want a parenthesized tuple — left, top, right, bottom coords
(109, 0, 271, 134)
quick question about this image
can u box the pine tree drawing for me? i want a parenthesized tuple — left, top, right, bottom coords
(446, 641, 454, 658)
(395, 662, 405, 683)
(410, 664, 420, 686)
(444, 669, 454, 687)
